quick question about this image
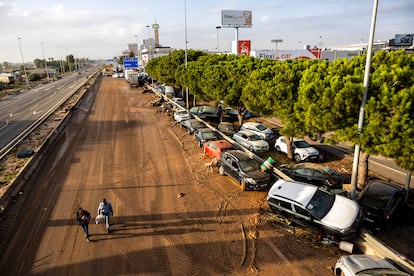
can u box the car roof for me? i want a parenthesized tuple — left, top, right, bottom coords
(339, 255, 408, 275)
(268, 179, 318, 206)
(360, 180, 404, 197)
(223, 149, 252, 161)
(205, 140, 233, 149)
(197, 128, 214, 133)
(235, 129, 256, 136)
(242, 122, 261, 127)
(289, 163, 333, 172)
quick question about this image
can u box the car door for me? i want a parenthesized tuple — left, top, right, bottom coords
(238, 133, 249, 148)
(227, 157, 241, 182)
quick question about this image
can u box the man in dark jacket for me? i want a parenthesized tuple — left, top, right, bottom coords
(76, 207, 91, 242)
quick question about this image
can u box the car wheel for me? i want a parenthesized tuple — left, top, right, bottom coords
(218, 166, 225, 175)
(294, 154, 302, 162)
(240, 180, 246, 191)
(275, 146, 281, 152)
(188, 129, 191, 134)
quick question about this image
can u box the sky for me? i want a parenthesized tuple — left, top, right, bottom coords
(1, 0, 413, 63)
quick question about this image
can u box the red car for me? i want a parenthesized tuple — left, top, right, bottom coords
(203, 140, 234, 160)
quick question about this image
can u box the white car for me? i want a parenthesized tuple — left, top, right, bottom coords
(334, 254, 410, 276)
(267, 179, 363, 239)
(173, 110, 191, 122)
(232, 130, 269, 152)
(240, 122, 275, 140)
(274, 136, 319, 162)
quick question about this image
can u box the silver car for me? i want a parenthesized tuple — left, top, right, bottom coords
(240, 122, 275, 140)
(334, 254, 410, 275)
(173, 110, 191, 122)
(232, 130, 269, 152)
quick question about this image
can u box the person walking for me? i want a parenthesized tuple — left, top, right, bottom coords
(76, 207, 91, 242)
(97, 198, 113, 233)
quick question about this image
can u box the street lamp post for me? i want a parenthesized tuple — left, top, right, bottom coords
(184, 0, 189, 109)
(318, 36, 323, 59)
(57, 46, 65, 74)
(17, 37, 30, 88)
(146, 25, 151, 61)
(216, 26, 221, 53)
(41, 42, 50, 81)
(349, 0, 379, 199)
(134, 34, 140, 61)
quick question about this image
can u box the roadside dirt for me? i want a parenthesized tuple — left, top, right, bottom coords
(0, 76, 412, 275)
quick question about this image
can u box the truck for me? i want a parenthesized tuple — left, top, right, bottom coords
(125, 70, 139, 88)
(128, 72, 139, 88)
(164, 86, 175, 99)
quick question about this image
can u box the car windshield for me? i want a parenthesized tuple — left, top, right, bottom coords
(294, 140, 311, 148)
(247, 134, 262, 141)
(256, 124, 266, 131)
(358, 184, 394, 210)
(192, 121, 204, 127)
(239, 159, 260, 172)
(202, 132, 216, 139)
(203, 106, 218, 114)
(306, 189, 335, 219)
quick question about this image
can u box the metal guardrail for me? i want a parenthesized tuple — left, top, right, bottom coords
(357, 230, 414, 274)
(0, 79, 87, 160)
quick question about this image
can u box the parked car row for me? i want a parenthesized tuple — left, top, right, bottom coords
(165, 96, 407, 227)
(150, 85, 412, 276)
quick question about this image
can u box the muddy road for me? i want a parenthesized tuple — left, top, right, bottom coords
(0, 77, 342, 275)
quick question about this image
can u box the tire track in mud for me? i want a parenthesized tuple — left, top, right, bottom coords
(124, 99, 205, 274)
(167, 121, 261, 274)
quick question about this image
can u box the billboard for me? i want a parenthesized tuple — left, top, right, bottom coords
(221, 10, 252, 27)
(393, 34, 413, 46)
(238, 40, 251, 56)
(123, 57, 138, 69)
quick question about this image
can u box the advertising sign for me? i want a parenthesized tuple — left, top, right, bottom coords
(221, 10, 252, 27)
(393, 34, 413, 46)
(124, 57, 138, 69)
(238, 40, 251, 56)
(256, 49, 320, 61)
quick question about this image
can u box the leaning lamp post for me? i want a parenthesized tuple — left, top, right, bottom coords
(17, 37, 30, 88)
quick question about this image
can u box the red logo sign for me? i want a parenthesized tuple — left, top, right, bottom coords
(238, 40, 251, 56)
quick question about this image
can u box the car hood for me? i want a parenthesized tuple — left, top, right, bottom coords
(245, 170, 270, 180)
(251, 140, 269, 147)
(322, 196, 359, 229)
(297, 147, 319, 155)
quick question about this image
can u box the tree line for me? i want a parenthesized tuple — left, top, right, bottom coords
(145, 50, 414, 186)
